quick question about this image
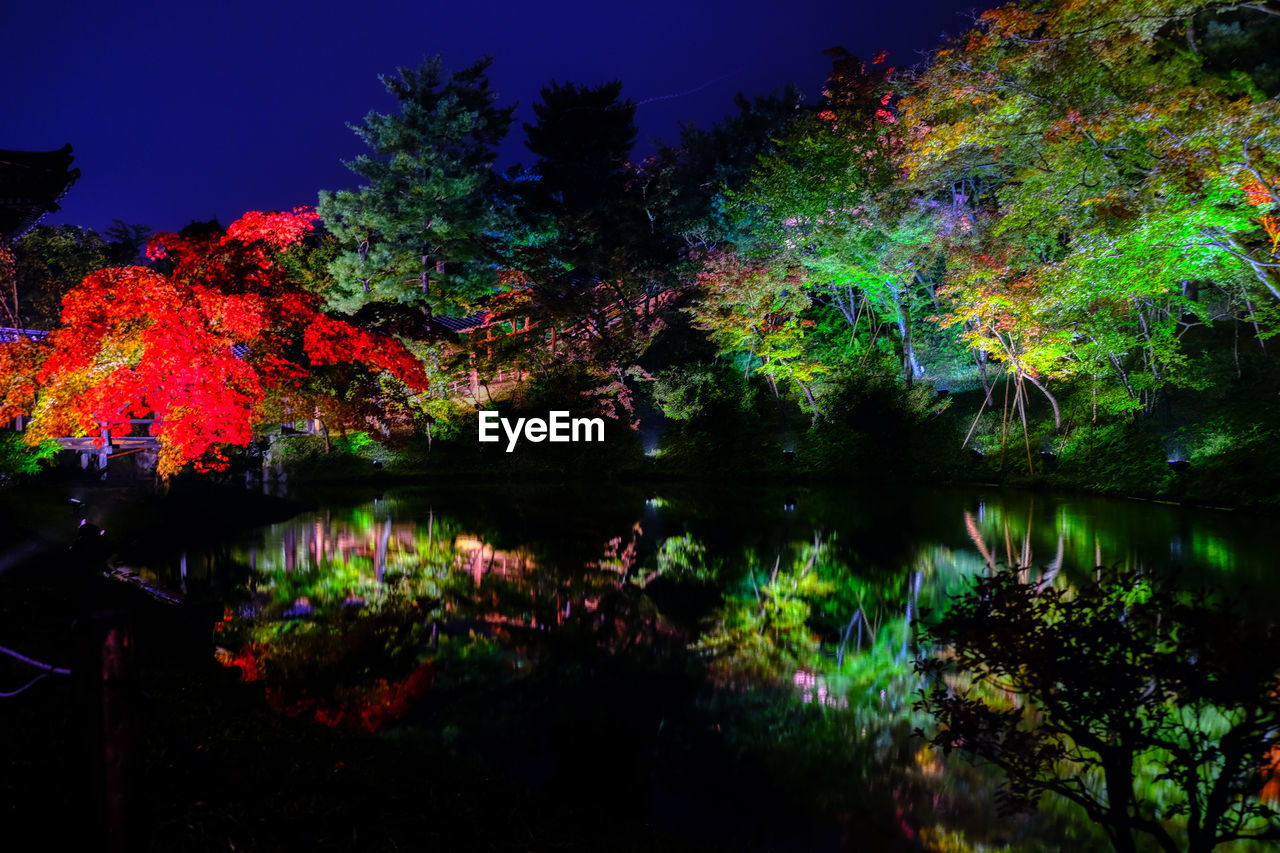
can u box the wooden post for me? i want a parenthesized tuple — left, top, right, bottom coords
(74, 612, 137, 851)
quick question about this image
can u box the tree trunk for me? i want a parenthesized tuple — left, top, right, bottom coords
(891, 290, 923, 385)
(1021, 371, 1062, 431)
(1101, 754, 1140, 853)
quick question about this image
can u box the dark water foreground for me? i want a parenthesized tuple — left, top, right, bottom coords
(1, 481, 1275, 851)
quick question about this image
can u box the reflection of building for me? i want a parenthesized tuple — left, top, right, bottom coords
(0, 145, 79, 245)
(250, 516, 535, 587)
(454, 535, 536, 585)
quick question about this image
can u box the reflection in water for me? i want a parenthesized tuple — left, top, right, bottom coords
(137, 486, 1272, 850)
(205, 497, 673, 734)
(918, 563, 1280, 853)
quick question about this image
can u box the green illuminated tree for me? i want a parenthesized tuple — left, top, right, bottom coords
(686, 250, 823, 411)
(900, 0, 1280, 418)
(318, 56, 515, 316)
(726, 49, 935, 388)
(6, 225, 110, 330)
(649, 86, 805, 247)
(499, 79, 677, 404)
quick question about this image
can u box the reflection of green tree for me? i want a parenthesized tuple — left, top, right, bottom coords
(691, 534, 974, 703)
(964, 496, 1240, 578)
(218, 498, 671, 730)
(219, 501, 471, 717)
(692, 538, 832, 685)
(206, 490, 1265, 850)
(654, 533, 720, 584)
(231, 502, 464, 617)
(967, 499, 1107, 575)
(680, 529, 1095, 850)
(822, 547, 974, 717)
(1190, 531, 1233, 573)
(918, 565, 1280, 853)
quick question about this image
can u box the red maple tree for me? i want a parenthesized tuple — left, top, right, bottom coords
(19, 208, 427, 476)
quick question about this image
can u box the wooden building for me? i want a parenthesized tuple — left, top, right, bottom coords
(0, 144, 79, 245)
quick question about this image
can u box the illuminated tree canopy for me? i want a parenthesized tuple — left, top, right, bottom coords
(318, 56, 515, 315)
(3, 0, 1277, 489)
(14, 208, 427, 476)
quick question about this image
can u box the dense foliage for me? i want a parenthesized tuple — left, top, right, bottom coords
(318, 56, 515, 316)
(918, 565, 1280, 852)
(3, 0, 1278, 493)
(4, 210, 427, 477)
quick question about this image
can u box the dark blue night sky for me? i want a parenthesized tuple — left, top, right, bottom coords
(4, 1, 993, 235)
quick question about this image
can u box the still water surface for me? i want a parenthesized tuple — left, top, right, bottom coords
(135, 484, 1276, 850)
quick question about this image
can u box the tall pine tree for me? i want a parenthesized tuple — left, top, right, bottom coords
(319, 56, 514, 317)
(512, 79, 640, 293)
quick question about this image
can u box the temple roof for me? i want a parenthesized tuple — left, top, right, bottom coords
(0, 145, 80, 245)
(430, 312, 489, 333)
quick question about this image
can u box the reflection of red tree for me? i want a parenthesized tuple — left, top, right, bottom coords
(590, 522, 643, 575)
(300, 662, 435, 733)
(216, 644, 435, 733)
(215, 643, 266, 682)
(1264, 744, 1280, 807)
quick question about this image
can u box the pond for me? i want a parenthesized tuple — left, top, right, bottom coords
(122, 483, 1278, 851)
